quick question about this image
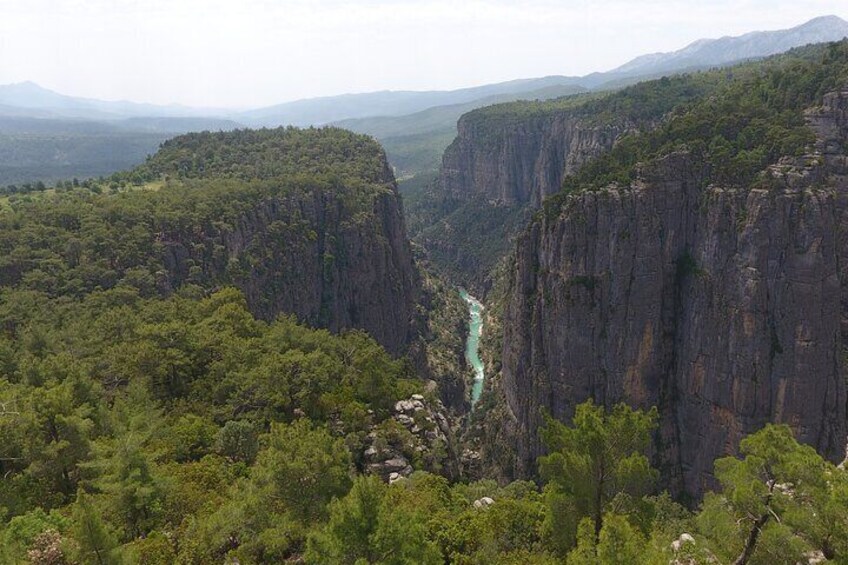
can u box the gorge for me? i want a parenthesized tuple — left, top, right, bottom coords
(6, 20, 848, 564)
(422, 42, 848, 500)
(459, 288, 486, 406)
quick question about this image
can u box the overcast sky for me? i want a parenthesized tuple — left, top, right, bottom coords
(1, 0, 847, 108)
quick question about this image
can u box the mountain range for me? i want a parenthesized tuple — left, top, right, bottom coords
(1, 14, 846, 184)
(611, 14, 848, 77)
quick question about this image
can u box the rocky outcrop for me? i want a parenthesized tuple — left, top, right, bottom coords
(364, 394, 460, 481)
(499, 92, 848, 500)
(155, 170, 420, 356)
(439, 111, 625, 207)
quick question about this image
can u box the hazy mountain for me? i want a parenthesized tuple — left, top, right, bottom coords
(336, 84, 584, 139)
(0, 81, 231, 120)
(238, 76, 585, 127)
(0, 116, 242, 135)
(277, 15, 848, 177)
(115, 116, 243, 133)
(3, 16, 845, 129)
(240, 15, 848, 129)
(0, 115, 244, 186)
(608, 15, 848, 78)
(1, 15, 845, 184)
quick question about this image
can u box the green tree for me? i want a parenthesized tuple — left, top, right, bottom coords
(84, 387, 164, 540)
(252, 419, 352, 524)
(697, 424, 843, 565)
(165, 414, 217, 462)
(306, 473, 447, 565)
(0, 507, 70, 562)
(566, 513, 646, 565)
(305, 475, 385, 564)
(70, 490, 120, 565)
(539, 400, 658, 549)
(369, 501, 442, 565)
(566, 518, 599, 565)
(595, 513, 646, 564)
(215, 419, 259, 464)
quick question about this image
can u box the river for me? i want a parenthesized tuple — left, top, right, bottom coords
(459, 288, 485, 406)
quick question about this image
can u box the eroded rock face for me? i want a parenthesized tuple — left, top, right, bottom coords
(439, 112, 625, 207)
(420, 108, 627, 293)
(499, 92, 848, 500)
(156, 167, 420, 356)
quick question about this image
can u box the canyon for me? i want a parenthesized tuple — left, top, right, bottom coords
(420, 44, 848, 499)
(444, 88, 848, 499)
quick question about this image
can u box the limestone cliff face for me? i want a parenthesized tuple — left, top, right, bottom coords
(500, 92, 848, 499)
(419, 109, 625, 293)
(439, 112, 624, 207)
(157, 170, 420, 357)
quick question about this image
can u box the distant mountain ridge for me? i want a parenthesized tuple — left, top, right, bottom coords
(1, 15, 846, 184)
(2, 15, 846, 127)
(239, 15, 848, 127)
(0, 81, 230, 121)
(237, 76, 587, 127)
(611, 15, 848, 77)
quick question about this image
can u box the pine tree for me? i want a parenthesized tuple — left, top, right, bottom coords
(70, 490, 119, 565)
(539, 400, 658, 547)
(697, 424, 846, 565)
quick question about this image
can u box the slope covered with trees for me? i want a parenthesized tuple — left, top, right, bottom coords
(0, 127, 421, 356)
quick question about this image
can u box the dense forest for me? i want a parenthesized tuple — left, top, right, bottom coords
(1, 287, 844, 565)
(4, 44, 848, 564)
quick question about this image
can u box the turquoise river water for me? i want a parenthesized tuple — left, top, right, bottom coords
(459, 288, 485, 406)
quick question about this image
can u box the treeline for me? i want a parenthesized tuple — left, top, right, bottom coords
(135, 126, 390, 184)
(1, 178, 110, 198)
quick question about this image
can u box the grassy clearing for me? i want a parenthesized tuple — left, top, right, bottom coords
(0, 180, 166, 213)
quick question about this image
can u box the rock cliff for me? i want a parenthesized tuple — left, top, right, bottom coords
(129, 128, 423, 357)
(440, 111, 624, 207)
(417, 105, 626, 292)
(157, 174, 419, 357)
(499, 91, 848, 499)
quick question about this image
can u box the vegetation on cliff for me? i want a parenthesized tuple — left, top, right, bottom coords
(0, 127, 397, 299)
(0, 127, 422, 357)
(549, 41, 848, 208)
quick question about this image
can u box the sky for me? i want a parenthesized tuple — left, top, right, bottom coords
(0, 0, 847, 109)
